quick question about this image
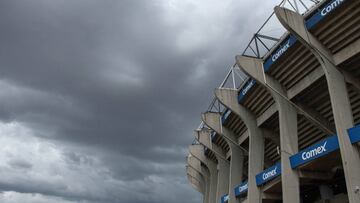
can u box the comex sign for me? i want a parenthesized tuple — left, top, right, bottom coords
(290, 135, 339, 169)
(263, 35, 297, 72)
(256, 162, 281, 186)
(264, 0, 346, 72)
(221, 194, 229, 203)
(271, 40, 291, 62)
(302, 141, 327, 160)
(238, 79, 256, 103)
(306, 0, 346, 29)
(234, 181, 248, 197)
(348, 125, 360, 144)
(321, 0, 344, 16)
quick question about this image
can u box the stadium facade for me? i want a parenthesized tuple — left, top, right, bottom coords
(186, 0, 360, 202)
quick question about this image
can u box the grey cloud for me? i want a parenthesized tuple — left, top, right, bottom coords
(0, 0, 276, 202)
(7, 159, 32, 170)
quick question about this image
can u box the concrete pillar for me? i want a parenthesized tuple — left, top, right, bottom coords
(228, 142, 245, 203)
(194, 129, 230, 203)
(215, 88, 264, 203)
(201, 165, 211, 203)
(216, 157, 230, 203)
(187, 166, 209, 203)
(274, 7, 360, 202)
(187, 156, 211, 203)
(236, 56, 300, 203)
(187, 173, 204, 194)
(201, 112, 245, 203)
(190, 144, 218, 203)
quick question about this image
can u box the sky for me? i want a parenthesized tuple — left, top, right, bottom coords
(0, 0, 279, 202)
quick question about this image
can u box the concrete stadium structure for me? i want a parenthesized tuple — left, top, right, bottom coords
(186, 0, 360, 202)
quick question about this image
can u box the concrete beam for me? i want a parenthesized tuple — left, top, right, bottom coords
(238, 129, 249, 145)
(294, 102, 336, 134)
(333, 38, 360, 65)
(286, 66, 324, 99)
(256, 103, 277, 127)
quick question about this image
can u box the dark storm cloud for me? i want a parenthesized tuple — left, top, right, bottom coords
(0, 0, 277, 202)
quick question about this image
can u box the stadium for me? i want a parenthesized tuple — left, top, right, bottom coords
(186, 0, 360, 202)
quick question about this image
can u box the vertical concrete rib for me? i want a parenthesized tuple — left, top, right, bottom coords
(215, 88, 263, 203)
(201, 112, 244, 203)
(216, 157, 230, 203)
(201, 166, 211, 203)
(189, 145, 218, 203)
(274, 7, 360, 203)
(228, 143, 244, 203)
(194, 129, 230, 203)
(187, 166, 205, 193)
(188, 155, 210, 203)
(187, 173, 204, 194)
(236, 56, 300, 203)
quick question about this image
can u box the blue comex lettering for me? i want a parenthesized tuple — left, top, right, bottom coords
(242, 80, 254, 95)
(321, 0, 344, 16)
(301, 141, 327, 160)
(272, 40, 290, 62)
(262, 167, 277, 181)
(256, 163, 281, 186)
(306, 0, 346, 29)
(235, 181, 248, 197)
(289, 135, 339, 169)
(221, 194, 229, 203)
(238, 183, 248, 193)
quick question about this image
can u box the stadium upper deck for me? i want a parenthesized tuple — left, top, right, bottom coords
(186, 0, 360, 202)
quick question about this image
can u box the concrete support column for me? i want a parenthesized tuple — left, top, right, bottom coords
(202, 166, 211, 203)
(194, 129, 230, 203)
(187, 166, 209, 203)
(188, 155, 211, 203)
(187, 174, 204, 194)
(190, 145, 218, 203)
(216, 157, 230, 203)
(201, 112, 245, 203)
(228, 142, 244, 203)
(274, 7, 360, 202)
(196, 129, 243, 203)
(187, 166, 206, 193)
(236, 56, 300, 203)
(215, 88, 263, 203)
(276, 93, 300, 203)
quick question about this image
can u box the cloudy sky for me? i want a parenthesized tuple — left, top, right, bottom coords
(0, 0, 279, 202)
